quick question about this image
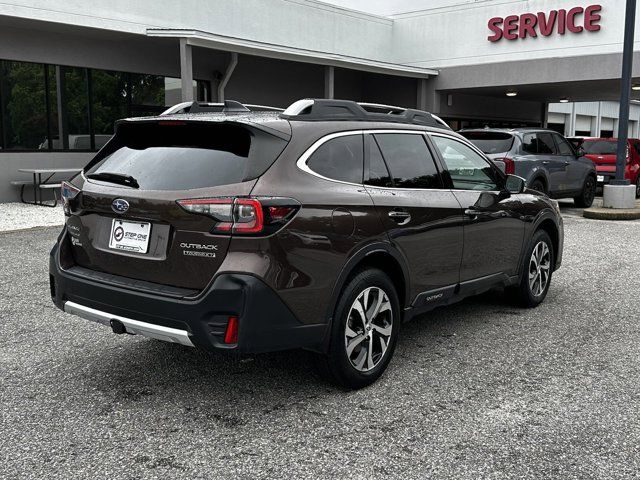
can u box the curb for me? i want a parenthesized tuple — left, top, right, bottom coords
(583, 207, 640, 220)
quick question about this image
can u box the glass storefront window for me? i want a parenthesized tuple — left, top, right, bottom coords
(0, 61, 48, 150)
(0, 60, 211, 152)
(91, 69, 128, 148)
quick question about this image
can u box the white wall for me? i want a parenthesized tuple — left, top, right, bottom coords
(0, 0, 395, 64)
(0, 153, 92, 202)
(548, 101, 640, 136)
(392, 0, 633, 68)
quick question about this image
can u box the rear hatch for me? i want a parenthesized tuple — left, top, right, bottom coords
(63, 118, 290, 290)
(459, 131, 515, 172)
(581, 139, 620, 172)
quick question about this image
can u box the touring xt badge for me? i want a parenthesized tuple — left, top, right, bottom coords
(180, 242, 218, 258)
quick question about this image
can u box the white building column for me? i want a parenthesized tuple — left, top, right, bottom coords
(567, 103, 576, 136)
(324, 66, 335, 99)
(417, 78, 440, 114)
(179, 38, 194, 102)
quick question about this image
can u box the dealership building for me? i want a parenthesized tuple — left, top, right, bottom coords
(0, 0, 638, 201)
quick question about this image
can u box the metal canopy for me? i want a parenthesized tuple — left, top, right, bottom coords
(147, 28, 438, 79)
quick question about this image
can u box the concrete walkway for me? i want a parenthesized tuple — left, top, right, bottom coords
(0, 202, 65, 233)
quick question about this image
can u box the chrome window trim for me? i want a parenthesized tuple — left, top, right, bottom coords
(296, 129, 430, 187)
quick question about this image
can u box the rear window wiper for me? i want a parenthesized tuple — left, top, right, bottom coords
(86, 172, 140, 189)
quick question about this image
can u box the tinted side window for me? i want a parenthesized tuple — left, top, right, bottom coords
(553, 134, 574, 155)
(431, 135, 499, 191)
(522, 133, 557, 154)
(522, 133, 537, 154)
(364, 135, 392, 187)
(306, 134, 364, 184)
(374, 133, 441, 189)
(537, 133, 557, 154)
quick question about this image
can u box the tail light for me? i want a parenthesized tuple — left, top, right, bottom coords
(176, 196, 299, 235)
(500, 157, 515, 175)
(61, 181, 81, 215)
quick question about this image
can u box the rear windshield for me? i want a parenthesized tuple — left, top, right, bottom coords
(581, 140, 617, 155)
(459, 131, 514, 154)
(85, 122, 287, 190)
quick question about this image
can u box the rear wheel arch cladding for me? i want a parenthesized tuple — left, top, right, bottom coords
(535, 218, 559, 269)
(323, 247, 409, 348)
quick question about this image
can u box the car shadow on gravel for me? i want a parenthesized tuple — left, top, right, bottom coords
(74, 289, 524, 422)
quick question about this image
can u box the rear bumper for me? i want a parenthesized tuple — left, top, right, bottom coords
(49, 239, 326, 354)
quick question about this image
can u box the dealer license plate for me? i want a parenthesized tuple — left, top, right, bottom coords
(109, 219, 151, 254)
(597, 175, 605, 182)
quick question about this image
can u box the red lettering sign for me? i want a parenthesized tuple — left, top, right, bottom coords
(488, 4, 602, 41)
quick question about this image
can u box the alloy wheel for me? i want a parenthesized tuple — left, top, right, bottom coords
(344, 287, 393, 372)
(528, 241, 551, 297)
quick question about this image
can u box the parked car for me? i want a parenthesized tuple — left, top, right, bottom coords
(460, 128, 597, 207)
(577, 137, 640, 198)
(50, 99, 564, 389)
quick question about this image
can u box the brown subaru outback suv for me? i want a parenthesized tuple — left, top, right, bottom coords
(50, 99, 563, 389)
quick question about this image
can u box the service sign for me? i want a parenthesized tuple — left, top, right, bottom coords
(488, 5, 602, 42)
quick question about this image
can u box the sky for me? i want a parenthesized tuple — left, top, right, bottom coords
(318, 0, 480, 16)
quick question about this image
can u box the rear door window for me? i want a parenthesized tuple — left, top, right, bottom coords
(85, 122, 287, 190)
(459, 131, 514, 154)
(306, 134, 364, 184)
(522, 132, 557, 155)
(364, 135, 392, 188)
(374, 133, 441, 189)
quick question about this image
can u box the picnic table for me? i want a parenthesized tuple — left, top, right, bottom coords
(14, 168, 82, 207)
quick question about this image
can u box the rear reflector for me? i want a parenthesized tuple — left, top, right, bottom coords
(224, 316, 239, 344)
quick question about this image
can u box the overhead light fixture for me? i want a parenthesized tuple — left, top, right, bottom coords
(559, 98, 570, 103)
(632, 84, 640, 91)
(506, 90, 518, 97)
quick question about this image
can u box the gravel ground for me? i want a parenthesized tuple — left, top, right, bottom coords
(0, 202, 64, 232)
(1, 210, 639, 479)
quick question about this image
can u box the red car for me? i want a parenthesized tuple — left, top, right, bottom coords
(579, 138, 640, 198)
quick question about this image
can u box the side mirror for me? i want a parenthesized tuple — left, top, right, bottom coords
(575, 146, 586, 157)
(505, 174, 526, 194)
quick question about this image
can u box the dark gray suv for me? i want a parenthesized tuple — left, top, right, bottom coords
(460, 128, 597, 207)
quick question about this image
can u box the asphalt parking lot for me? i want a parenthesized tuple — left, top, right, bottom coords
(1, 205, 640, 479)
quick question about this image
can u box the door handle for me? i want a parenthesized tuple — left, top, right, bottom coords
(388, 210, 411, 225)
(564, 161, 571, 165)
(542, 161, 550, 165)
(464, 209, 484, 218)
(465, 209, 506, 219)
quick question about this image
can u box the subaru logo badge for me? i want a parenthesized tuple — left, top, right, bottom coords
(111, 199, 129, 214)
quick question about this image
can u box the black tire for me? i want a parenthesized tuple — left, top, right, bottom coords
(574, 175, 596, 208)
(507, 229, 554, 308)
(316, 268, 400, 389)
(530, 179, 546, 194)
(636, 177, 640, 199)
